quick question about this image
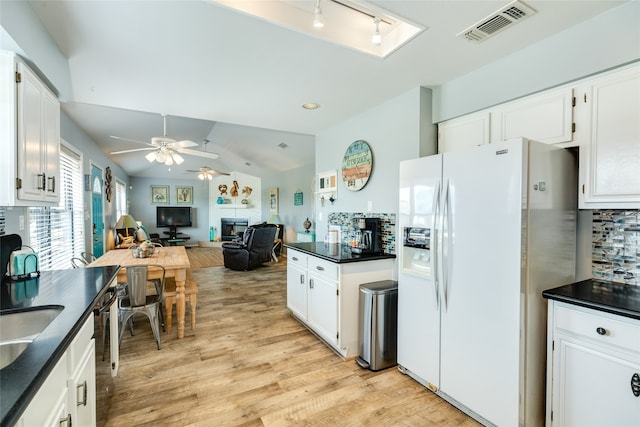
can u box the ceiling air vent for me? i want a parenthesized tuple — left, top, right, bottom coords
(457, 0, 536, 43)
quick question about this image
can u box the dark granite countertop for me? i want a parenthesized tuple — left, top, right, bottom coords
(542, 279, 640, 321)
(285, 242, 396, 263)
(0, 266, 120, 427)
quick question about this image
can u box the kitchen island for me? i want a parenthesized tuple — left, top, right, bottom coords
(0, 266, 120, 427)
(543, 279, 640, 426)
(284, 242, 395, 358)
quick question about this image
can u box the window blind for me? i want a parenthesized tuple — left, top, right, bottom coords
(116, 180, 126, 219)
(29, 144, 84, 271)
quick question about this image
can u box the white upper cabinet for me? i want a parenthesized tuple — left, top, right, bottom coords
(577, 64, 640, 208)
(438, 111, 490, 153)
(491, 87, 575, 146)
(0, 51, 60, 206)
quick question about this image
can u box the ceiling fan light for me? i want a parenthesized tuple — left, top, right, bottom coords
(198, 173, 205, 180)
(207, 173, 213, 181)
(145, 151, 157, 162)
(164, 155, 174, 166)
(156, 151, 167, 163)
(172, 152, 184, 165)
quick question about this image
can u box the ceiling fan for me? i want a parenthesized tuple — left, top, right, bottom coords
(185, 140, 229, 180)
(186, 165, 230, 181)
(109, 114, 220, 166)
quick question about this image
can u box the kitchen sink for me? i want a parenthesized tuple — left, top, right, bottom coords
(0, 306, 64, 369)
(0, 340, 32, 369)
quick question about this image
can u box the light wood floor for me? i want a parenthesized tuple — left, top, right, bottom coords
(96, 260, 481, 426)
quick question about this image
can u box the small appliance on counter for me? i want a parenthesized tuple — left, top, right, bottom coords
(351, 217, 382, 255)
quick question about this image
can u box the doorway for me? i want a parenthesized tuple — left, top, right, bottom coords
(91, 164, 104, 257)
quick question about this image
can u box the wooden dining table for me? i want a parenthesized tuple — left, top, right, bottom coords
(90, 246, 192, 338)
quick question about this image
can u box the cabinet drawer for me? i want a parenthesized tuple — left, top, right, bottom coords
(287, 249, 308, 269)
(554, 305, 640, 354)
(67, 315, 94, 369)
(308, 257, 338, 281)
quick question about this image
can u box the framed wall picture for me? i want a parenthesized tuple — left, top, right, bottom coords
(151, 185, 169, 204)
(269, 187, 279, 214)
(176, 186, 193, 204)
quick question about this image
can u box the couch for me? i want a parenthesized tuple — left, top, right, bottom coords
(222, 223, 278, 271)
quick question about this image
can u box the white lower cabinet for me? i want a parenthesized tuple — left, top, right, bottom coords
(17, 315, 96, 427)
(17, 353, 70, 427)
(546, 301, 640, 427)
(286, 248, 394, 358)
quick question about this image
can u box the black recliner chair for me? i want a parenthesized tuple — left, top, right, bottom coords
(222, 223, 278, 271)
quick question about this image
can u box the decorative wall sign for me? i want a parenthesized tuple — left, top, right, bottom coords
(176, 186, 193, 204)
(294, 191, 303, 206)
(341, 140, 372, 191)
(151, 185, 169, 204)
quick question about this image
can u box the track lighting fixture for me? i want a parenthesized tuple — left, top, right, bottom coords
(313, 0, 324, 28)
(372, 17, 381, 45)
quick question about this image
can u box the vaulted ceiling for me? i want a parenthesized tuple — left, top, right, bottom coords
(20, 0, 627, 178)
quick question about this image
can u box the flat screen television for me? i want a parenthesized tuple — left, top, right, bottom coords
(157, 206, 192, 228)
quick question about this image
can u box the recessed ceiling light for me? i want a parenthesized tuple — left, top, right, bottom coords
(302, 103, 320, 110)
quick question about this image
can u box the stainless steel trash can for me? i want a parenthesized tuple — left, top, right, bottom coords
(355, 280, 398, 371)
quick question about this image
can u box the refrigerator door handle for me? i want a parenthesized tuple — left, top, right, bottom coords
(431, 180, 441, 311)
(442, 180, 451, 311)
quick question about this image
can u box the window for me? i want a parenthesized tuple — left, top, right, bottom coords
(29, 143, 84, 271)
(115, 179, 127, 219)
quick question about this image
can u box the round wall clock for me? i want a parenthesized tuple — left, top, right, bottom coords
(341, 140, 373, 191)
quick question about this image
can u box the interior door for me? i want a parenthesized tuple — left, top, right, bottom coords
(91, 164, 104, 258)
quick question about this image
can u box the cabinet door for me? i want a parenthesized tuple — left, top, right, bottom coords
(494, 87, 574, 145)
(552, 337, 640, 427)
(307, 274, 338, 345)
(19, 353, 70, 426)
(287, 264, 307, 320)
(43, 89, 60, 203)
(580, 65, 640, 208)
(438, 112, 490, 153)
(17, 61, 46, 202)
(69, 339, 96, 427)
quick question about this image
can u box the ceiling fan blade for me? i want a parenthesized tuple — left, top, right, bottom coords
(173, 140, 199, 148)
(177, 148, 220, 159)
(109, 135, 154, 146)
(110, 147, 156, 155)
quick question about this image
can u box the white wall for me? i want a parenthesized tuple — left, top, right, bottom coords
(208, 171, 262, 240)
(432, 1, 640, 123)
(314, 86, 436, 238)
(261, 164, 315, 243)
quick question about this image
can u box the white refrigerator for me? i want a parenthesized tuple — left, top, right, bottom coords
(397, 138, 577, 426)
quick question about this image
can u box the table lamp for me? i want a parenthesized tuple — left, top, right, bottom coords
(115, 214, 138, 237)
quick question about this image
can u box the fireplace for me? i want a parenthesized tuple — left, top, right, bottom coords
(221, 218, 249, 241)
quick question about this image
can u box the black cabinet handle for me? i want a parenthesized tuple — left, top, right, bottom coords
(37, 173, 45, 190)
(316, 266, 324, 271)
(299, 274, 304, 284)
(596, 327, 607, 336)
(292, 256, 298, 261)
(631, 373, 640, 397)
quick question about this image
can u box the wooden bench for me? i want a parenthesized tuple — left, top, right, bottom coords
(163, 269, 198, 334)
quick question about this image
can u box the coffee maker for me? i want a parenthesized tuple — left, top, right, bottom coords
(351, 218, 381, 255)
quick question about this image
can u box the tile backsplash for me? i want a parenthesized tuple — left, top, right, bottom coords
(592, 210, 640, 285)
(328, 212, 396, 254)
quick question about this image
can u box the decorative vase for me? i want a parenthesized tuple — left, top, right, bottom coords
(216, 196, 224, 204)
(303, 218, 312, 232)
